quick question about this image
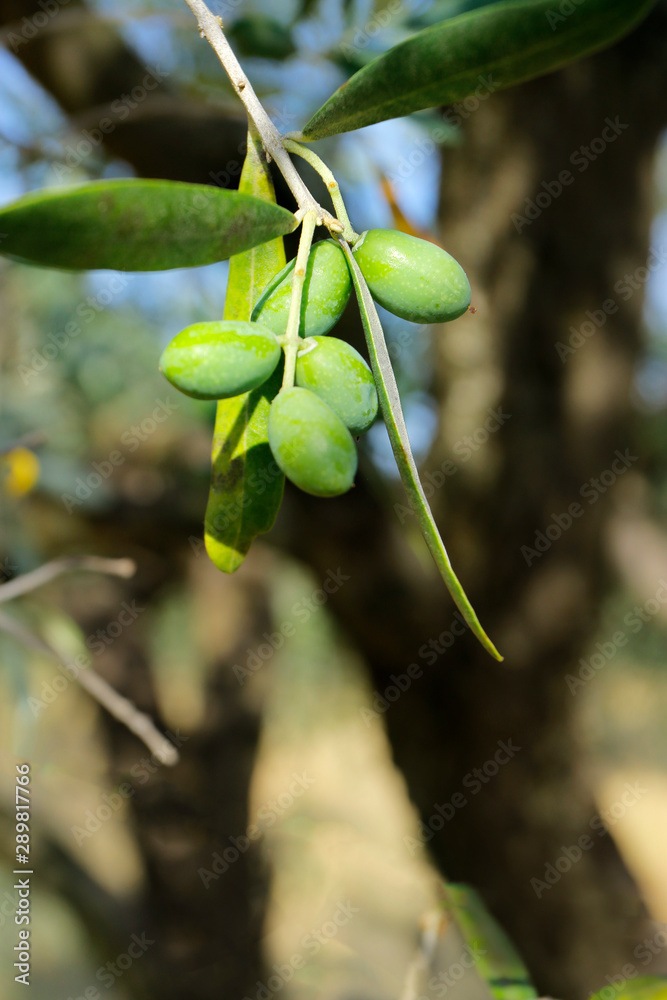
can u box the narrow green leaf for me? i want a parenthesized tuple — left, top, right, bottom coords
(302, 0, 656, 139)
(0, 179, 295, 271)
(340, 240, 502, 660)
(204, 129, 286, 573)
(590, 979, 667, 1000)
(443, 885, 537, 1000)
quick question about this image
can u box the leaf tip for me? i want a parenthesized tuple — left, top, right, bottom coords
(204, 531, 247, 574)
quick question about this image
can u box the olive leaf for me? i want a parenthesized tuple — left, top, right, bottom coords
(589, 979, 667, 1000)
(340, 240, 502, 661)
(204, 128, 286, 574)
(301, 0, 656, 139)
(0, 179, 295, 271)
(443, 884, 537, 999)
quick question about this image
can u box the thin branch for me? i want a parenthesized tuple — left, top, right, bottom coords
(283, 139, 358, 243)
(0, 556, 136, 604)
(179, 0, 343, 234)
(181, 0, 306, 204)
(281, 210, 317, 389)
(0, 609, 179, 766)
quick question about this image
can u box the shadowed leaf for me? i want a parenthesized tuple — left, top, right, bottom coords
(589, 979, 667, 1000)
(204, 129, 286, 573)
(444, 884, 537, 999)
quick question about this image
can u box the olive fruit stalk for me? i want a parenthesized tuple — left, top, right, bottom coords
(279, 210, 318, 390)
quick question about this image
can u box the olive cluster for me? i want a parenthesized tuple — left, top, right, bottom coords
(160, 230, 470, 497)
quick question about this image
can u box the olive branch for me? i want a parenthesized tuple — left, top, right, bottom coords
(180, 0, 502, 660)
(0, 556, 179, 764)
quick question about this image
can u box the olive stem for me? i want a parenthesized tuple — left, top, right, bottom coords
(283, 139, 358, 244)
(281, 210, 318, 390)
(180, 0, 343, 235)
(0, 608, 179, 764)
(0, 555, 135, 603)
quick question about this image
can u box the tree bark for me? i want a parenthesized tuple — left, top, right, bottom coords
(57, 548, 274, 1000)
(284, 10, 667, 998)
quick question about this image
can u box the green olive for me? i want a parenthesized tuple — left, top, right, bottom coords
(252, 239, 351, 338)
(159, 320, 280, 400)
(268, 386, 357, 497)
(352, 228, 471, 323)
(295, 337, 378, 435)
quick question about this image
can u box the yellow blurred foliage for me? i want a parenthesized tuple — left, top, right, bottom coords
(1, 447, 40, 496)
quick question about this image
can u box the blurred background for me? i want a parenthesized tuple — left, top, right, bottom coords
(1, 0, 667, 997)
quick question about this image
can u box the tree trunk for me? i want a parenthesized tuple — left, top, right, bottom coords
(62, 549, 274, 1000)
(284, 10, 667, 998)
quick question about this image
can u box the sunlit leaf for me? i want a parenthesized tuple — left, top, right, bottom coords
(302, 0, 656, 139)
(340, 239, 502, 660)
(0, 179, 295, 271)
(590, 979, 667, 1000)
(443, 884, 537, 999)
(204, 128, 286, 574)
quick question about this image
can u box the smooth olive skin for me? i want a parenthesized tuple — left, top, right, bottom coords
(295, 337, 378, 435)
(352, 229, 471, 323)
(159, 320, 280, 400)
(268, 387, 357, 497)
(252, 240, 351, 338)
